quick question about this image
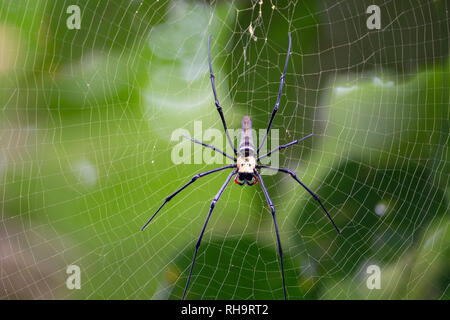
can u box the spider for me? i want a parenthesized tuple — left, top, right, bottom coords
(141, 33, 340, 300)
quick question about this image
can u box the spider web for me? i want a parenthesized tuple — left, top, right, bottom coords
(1, 0, 448, 300)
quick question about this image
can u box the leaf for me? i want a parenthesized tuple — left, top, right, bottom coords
(168, 237, 303, 300)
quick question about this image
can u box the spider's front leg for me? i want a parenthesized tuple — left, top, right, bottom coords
(253, 169, 287, 300)
(208, 35, 237, 155)
(257, 32, 292, 155)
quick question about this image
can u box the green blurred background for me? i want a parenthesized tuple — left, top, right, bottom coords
(0, 0, 448, 299)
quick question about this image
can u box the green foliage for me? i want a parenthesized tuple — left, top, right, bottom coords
(0, 0, 448, 300)
(290, 63, 449, 299)
(169, 237, 302, 300)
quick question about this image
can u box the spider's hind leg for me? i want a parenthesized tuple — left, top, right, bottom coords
(254, 169, 287, 300)
(257, 165, 341, 234)
(182, 169, 237, 300)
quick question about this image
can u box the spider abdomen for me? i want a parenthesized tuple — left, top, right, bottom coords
(239, 116, 255, 156)
(236, 116, 258, 185)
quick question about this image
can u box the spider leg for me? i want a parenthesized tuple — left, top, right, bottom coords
(182, 169, 237, 300)
(253, 169, 287, 300)
(257, 133, 313, 161)
(258, 165, 341, 234)
(257, 32, 292, 155)
(141, 165, 236, 231)
(181, 134, 236, 162)
(208, 35, 238, 155)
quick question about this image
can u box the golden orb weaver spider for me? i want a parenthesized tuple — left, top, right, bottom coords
(141, 33, 340, 300)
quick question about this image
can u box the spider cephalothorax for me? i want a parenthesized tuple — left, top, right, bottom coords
(141, 33, 340, 300)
